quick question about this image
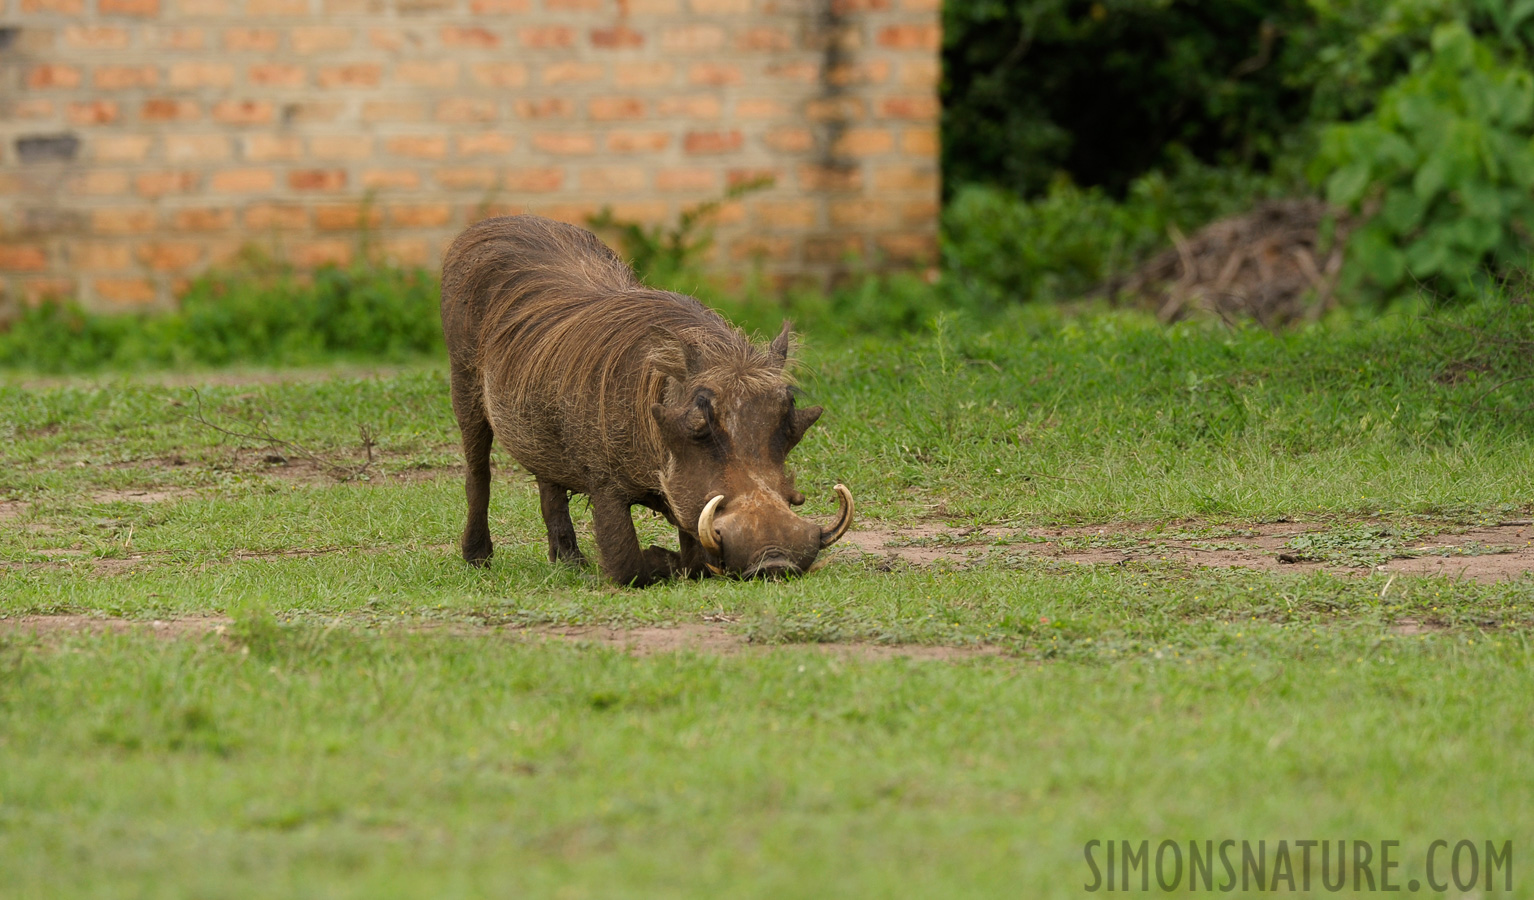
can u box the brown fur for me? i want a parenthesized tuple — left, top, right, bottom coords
(441, 215, 829, 586)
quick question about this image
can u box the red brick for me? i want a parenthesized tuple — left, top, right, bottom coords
(831, 0, 887, 9)
(470, 63, 528, 87)
(310, 134, 374, 159)
(470, 0, 528, 10)
(546, 0, 601, 8)
(243, 133, 303, 161)
(138, 241, 202, 271)
(68, 101, 120, 125)
(591, 26, 643, 48)
(532, 133, 595, 154)
(580, 167, 646, 192)
(656, 169, 718, 192)
(169, 62, 234, 88)
(515, 98, 573, 119)
(164, 134, 231, 161)
(684, 130, 742, 154)
(502, 169, 564, 191)
(876, 233, 937, 261)
(689, 0, 749, 11)
(803, 234, 863, 263)
(27, 65, 82, 89)
(315, 204, 383, 231)
(389, 204, 453, 227)
(21, 0, 83, 12)
(519, 26, 574, 48)
(75, 172, 133, 195)
(798, 164, 862, 191)
(172, 208, 235, 231)
(828, 60, 890, 86)
(443, 26, 500, 48)
(362, 170, 423, 190)
(363, 101, 427, 122)
(542, 62, 604, 85)
(395, 61, 458, 88)
(290, 241, 353, 267)
(436, 98, 498, 123)
(100, 0, 158, 14)
(291, 26, 352, 53)
(75, 243, 135, 270)
(135, 171, 200, 197)
(606, 131, 670, 153)
(386, 135, 448, 159)
(435, 168, 496, 190)
(91, 208, 156, 233)
(212, 100, 275, 125)
(94, 135, 153, 162)
(284, 102, 344, 123)
(0, 246, 49, 273)
(831, 199, 895, 227)
(379, 239, 432, 266)
(614, 62, 673, 86)
(766, 61, 818, 82)
(64, 26, 131, 49)
(158, 27, 206, 49)
(533, 202, 604, 223)
(901, 59, 940, 87)
(689, 63, 741, 86)
(94, 278, 158, 306)
(807, 96, 865, 121)
(662, 25, 725, 51)
(244, 204, 309, 229)
(877, 24, 941, 50)
(210, 169, 276, 192)
(879, 96, 939, 119)
(737, 27, 791, 51)
(457, 133, 518, 155)
(900, 198, 939, 224)
(588, 97, 645, 120)
(874, 166, 938, 192)
(765, 127, 813, 152)
(656, 95, 721, 118)
(730, 237, 795, 261)
(22, 279, 78, 305)
(736, 98, 788, 118)
(289, 170, 348, 192)
(249, 64, 306, 87)
(246, 0, 307, 13)
(317, 65, 382, 88)
(178, 0, 230, 15)
(754, 200, 816, 228)
(223, 27, 279, 51)
(902, 129, 938, 156)
(13, 100, 54, 119)
(833, 128, 893, 156)
(94, 65, 159, 90)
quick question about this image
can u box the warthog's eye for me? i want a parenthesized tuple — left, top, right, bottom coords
(685, 391, 716, 440)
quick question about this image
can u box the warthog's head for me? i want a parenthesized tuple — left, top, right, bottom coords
(651, 323, 852, 578)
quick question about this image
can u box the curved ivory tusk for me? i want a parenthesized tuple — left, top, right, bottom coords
(697, 494, 724, 552)
(819, 483, 854, 549)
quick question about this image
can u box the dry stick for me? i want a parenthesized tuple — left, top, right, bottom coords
(184, 390, 378, 482)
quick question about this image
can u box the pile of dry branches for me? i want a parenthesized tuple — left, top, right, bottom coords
(1109, 199, 1350, 328)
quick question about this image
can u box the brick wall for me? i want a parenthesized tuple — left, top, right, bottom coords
(0, 0, 939, 313)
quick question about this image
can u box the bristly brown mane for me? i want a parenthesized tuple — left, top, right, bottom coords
(442, 215, 790, 495)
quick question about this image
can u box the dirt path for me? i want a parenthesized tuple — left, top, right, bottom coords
(0, 615, 1000, 660)
(837, 520, 1534, 583)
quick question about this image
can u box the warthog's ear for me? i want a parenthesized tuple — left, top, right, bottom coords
(785, 405, 822, 452)
(769, 321, 794, 369)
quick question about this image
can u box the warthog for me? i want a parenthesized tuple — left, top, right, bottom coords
(440, 215, 854, 586)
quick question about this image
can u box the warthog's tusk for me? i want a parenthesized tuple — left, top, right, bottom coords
(697, 494, 724, 552)
(819, 484, 854, 549)
(705, 562, 724, 576)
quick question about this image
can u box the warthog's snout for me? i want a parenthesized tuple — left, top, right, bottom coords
(697, 485, 854, 578)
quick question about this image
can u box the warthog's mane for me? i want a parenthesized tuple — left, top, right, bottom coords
(450, 215, 790, 491)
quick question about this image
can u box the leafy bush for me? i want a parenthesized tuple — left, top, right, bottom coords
(1313, 22, 1534, 299)
(0, 259, 442, 372)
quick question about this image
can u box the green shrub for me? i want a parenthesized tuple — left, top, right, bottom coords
(1313, 22, 1534, 299)
(0, 259, 443, 373)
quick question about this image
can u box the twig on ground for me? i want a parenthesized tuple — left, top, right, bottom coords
(184, 390, 379, 482)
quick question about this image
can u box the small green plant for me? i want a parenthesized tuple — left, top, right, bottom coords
(587, 175, 775, 289)
(1313, 22, 1534, 300)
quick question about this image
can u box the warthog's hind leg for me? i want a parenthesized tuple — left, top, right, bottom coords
(590, 491, 681, 587)
(450, 369, 495, 567)
(538, 479, 587, 566)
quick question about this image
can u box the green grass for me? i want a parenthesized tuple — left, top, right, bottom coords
(2, 299, 1532, 896)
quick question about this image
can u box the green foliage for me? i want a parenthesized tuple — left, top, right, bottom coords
(1314, 22, 1534, 298)
(588, 176, 774, 288)
(0, 257, 443, 372)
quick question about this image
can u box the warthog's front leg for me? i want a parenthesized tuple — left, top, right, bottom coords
(590, 491, 681, 587)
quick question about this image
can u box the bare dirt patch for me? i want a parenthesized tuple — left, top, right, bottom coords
(0, 615, 1002, 659)
(838, 521, 1534, 583)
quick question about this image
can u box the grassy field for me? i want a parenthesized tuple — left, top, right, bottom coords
(2, 299, 1532, 897)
